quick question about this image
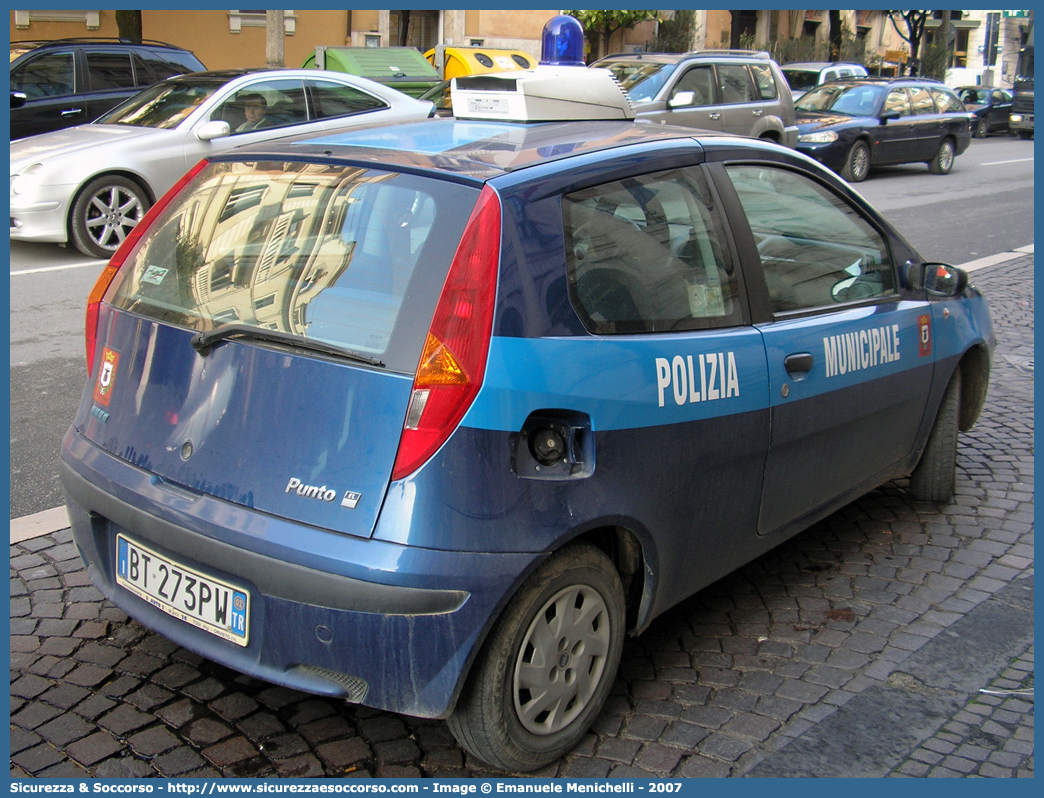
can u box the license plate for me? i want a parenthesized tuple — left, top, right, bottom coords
(116, 535, 249, 646)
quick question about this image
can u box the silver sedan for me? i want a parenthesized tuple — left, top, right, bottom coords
(10, 68, 435, 259)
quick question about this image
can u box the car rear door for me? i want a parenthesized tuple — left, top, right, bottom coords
(716, 162, 936, 535)
(82, 49, 140, 121)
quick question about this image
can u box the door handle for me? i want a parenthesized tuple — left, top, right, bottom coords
(60, 108, 83, 117)
(784, 352, 814, 376)
(752, 109, 763, 116)
(709, 112, 722, 120)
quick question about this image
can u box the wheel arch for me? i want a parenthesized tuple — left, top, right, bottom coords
(957, 343, 991, 431)
(66, 170, 156, 236)
(443, 520, 657, 718)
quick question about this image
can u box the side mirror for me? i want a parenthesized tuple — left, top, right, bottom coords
(907, 261, 968, 296)
(11, 90, 27, 109)
(668, 91, 695, 109)
(196, 120, 231, 141)
(879, 110, 900, 123)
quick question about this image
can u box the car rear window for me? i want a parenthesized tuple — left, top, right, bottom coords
(106, 160, 478, 373)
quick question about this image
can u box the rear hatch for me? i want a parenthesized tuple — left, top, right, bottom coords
(80, 159, 479, 538)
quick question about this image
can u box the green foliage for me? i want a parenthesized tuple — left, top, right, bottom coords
(565, 9, 658, 59)
(920, 42, 949, 80)
(652, 9, 697, 53)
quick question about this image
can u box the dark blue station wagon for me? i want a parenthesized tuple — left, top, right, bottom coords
(61, 86, 994, 770)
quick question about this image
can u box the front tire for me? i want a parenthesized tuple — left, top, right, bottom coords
(909, 370, 961, 502)
(448, 544, 625, 772)
(928, 138, 956, 175)
(841, 140, 870, 182)
(70, 175, 150, 259)
(974, 118, 988, 139)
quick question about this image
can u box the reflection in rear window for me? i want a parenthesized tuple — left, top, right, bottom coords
(107, 161, 476, 370)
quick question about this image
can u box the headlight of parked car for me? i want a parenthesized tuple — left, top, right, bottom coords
(11, 163, 44, 196)
(797, 131, 839, 144)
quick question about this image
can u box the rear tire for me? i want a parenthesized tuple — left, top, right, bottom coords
(448, 544, 625, 772)
(69, 175, 150, 259)
(909, 370, 961, 502)
(841, 140, 870, 182)
(927, 138, 956, 175)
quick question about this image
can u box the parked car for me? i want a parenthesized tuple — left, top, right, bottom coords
(782, 61, 869, 100)
(591, 50, 798, 146)
(61, 70, 993, 773)
(794, 77, 973, 182)
(10, 69, 435, 259)
(956, 86, 1013, 138)
(10, 38, 205, 140)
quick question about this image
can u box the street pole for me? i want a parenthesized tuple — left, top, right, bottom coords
(266, 9, 285, 67)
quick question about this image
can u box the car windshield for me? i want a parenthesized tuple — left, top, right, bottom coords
(10, 44, 37, 62)
(957, 88, 988, 104)
(599, 60, 677, 103)
(795, 83, 884, 116)
(783, 69, 821, 91)
(95, 78, 226, 129)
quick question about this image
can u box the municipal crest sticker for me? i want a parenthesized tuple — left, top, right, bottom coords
(93, 347, 120, 406)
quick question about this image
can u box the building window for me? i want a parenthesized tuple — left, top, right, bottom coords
(14, 10, 100, 29)
(229, 10, 296, 36)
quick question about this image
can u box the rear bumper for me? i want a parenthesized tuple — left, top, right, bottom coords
(60, 428, 539, 718)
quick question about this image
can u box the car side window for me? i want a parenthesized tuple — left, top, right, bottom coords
(718, 64, 757, 104)
(884, 88, 912, 116)
(748, 63, 778, 100)
(930, 87, 964, 113)
(672, 65, 716, 106)
(564, 168, 741, 334)
(305, 80, 387, 120)
(137, 52, 190, 83)
(726, 165, 895, 314)
(997, 90, 1012, 102)
(86, 52, 136, 91)
(11, 52, 75, 98)
(212, 79, 307, 134)
(908, 86, 936, 115)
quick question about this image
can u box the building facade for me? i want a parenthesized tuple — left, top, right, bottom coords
(10, 9, 1032, 87)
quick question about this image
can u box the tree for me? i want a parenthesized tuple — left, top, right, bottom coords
(653, 10, 697, 53)
(828, 10, 843, 61)
(115, 10, 142, 43)
(565, 10, 658, 62)
(887, 10, 932, 75)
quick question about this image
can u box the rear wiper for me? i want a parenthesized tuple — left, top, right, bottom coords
(191, 324, 384, 367)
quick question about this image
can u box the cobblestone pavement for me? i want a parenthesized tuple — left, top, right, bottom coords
(11, 257, 1034, 779)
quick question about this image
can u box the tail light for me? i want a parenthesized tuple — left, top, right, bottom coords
(85, 159, 210, 374)
(391, 185, 501, 481)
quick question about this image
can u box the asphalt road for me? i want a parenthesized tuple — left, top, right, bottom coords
(7, 133, 1035, 519)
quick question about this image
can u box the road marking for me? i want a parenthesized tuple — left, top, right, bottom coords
(11, 261, 102, 277)
(980, 158, 1035, 166)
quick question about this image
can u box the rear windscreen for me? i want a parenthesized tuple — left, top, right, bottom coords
(107, 161, 479, 373)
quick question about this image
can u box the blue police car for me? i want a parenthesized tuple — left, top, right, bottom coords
(60, 64, 994, 771)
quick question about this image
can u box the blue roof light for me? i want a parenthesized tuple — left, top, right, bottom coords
(540, 14, 585, 67)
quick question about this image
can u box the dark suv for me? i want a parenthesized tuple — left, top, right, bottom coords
(10, 38, 205, 139)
